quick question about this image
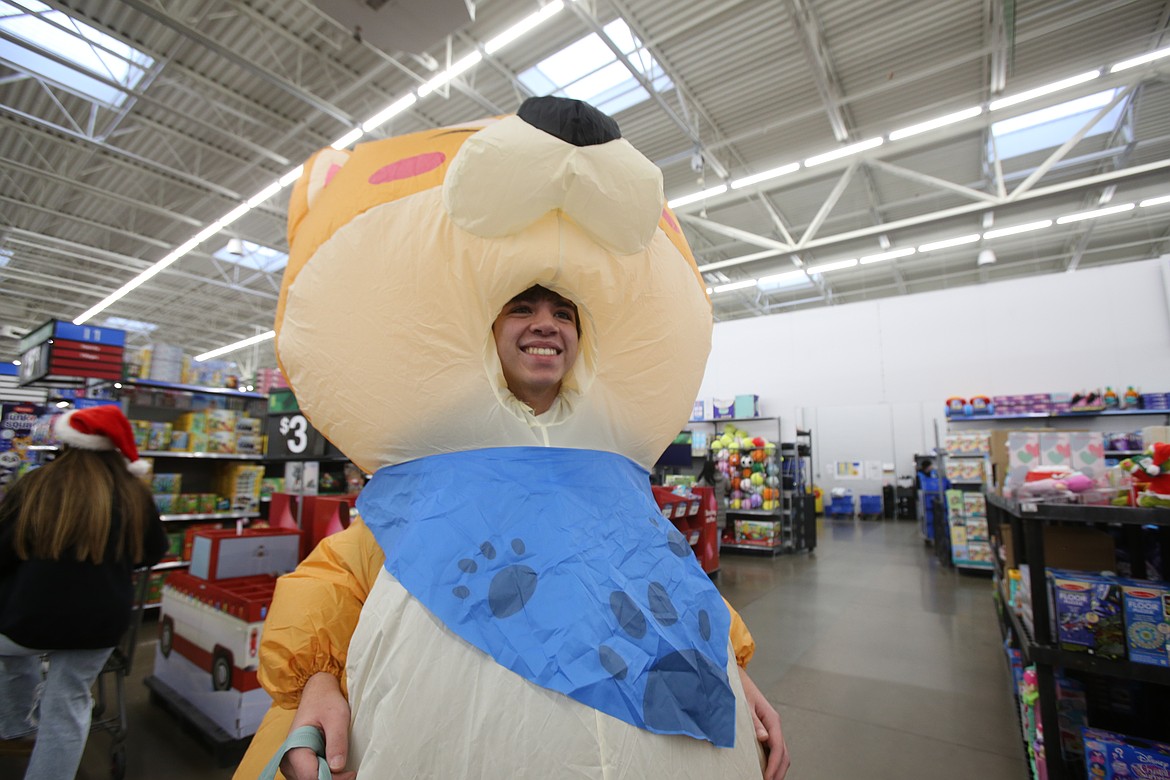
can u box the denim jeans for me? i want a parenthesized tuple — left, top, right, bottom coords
(0, 634, 113, 780)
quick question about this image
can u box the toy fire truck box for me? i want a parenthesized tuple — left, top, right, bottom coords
(154, 571, 278, 738)
(188, 527, 300, 581)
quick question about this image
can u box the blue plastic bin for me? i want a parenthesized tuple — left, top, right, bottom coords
(859, 495, 882, 515)
(827, 495, 854, 516)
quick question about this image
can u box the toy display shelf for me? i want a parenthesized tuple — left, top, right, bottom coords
(724, 508, 784, 553)
(721, 541, 784, 551)
(98, 378, 267, 399)
(142, 450, 264, 460)
(159, 512, 259, 523)
(987, 494, 1170, 780)
(948, 408, 1170, 423)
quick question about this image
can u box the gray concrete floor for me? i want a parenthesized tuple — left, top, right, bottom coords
(3, 516, 1026, 779)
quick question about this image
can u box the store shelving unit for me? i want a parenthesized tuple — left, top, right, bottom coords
(987, 494, 1170, 779)
(780, 429, 816, 553)
(87, 379, 269, 599)
(690, 417, 815, 555)
(939, 449, 993, 572)
(706, 417, 785, 555)
(948, 408, 1170, 424)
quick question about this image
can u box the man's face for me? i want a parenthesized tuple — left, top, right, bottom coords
(492, 288, 580, 413)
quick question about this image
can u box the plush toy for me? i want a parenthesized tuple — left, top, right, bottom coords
(1120, 442, 1170, 508)
(1015, 465, 1095, 500)
(270, 97, 763, 776)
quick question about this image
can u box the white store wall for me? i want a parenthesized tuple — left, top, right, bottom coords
(697, 255, 1170, 496)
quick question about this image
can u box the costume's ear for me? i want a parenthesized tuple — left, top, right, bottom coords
(286, 148, 352, 248)
(306, 148, 352, 209)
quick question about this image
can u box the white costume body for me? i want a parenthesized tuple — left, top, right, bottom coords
(346, 570, 762, 778)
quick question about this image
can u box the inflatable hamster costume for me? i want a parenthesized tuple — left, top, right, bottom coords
(246, 97, 764, 778)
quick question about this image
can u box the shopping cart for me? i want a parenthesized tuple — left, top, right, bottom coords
(89, 566, 153, 780)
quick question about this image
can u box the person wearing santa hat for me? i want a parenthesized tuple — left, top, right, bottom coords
(0, 404, 167, 780)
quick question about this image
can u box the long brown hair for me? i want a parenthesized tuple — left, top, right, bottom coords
(7, 448, 156, 564)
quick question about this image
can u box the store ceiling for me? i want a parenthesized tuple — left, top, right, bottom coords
(1, 0, 1169, 375)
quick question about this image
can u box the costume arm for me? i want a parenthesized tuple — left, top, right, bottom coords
(724, 597, 756, 667)
(258, 517, 384, 709)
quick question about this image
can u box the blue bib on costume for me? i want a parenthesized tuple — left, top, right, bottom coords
(357, 447, 736, 747)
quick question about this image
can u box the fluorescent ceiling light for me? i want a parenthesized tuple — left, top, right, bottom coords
(74, 217, 235, 324)
(279, 166, 305, 187)
(918, 234, 981, 253)
(418, 52, 483, 97)
(806, 258, 857, 274)
(1139, 195, 1170, 208)
(1110, 45, 1170, 73)
(859, 247, 915, 264)
(756, 270, 809, 290)
(73, 255, 180, 325)
(698, 249, 788, 273)
(804, 137, 883, 167)
(484, 0, 565, 54)
(216, 203, 251, 228)
(667, 184, 727, 209)
(362, 94, 418, 133)
(982, 220, 1052, 239)
(711, 279, 757, 294)
(889, 106, 983, 141)
(195, 330, 276, 362)
(730, 163, 800, 189)
(330, 127, 363, 150)
(989, 70, 1101, 111)
(213, 240, 288, 273)
(1055, 202, 1134, 224)
(246, 181, 283, 208)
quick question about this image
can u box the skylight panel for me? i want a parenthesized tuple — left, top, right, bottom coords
(103, 316, 157, 334)
(212, 240, 288, 273)
(991, 89, 1125, 160)
(516, 18, 673, 115)
(561, 61, 632, 102)
(0, 0, 153, 109)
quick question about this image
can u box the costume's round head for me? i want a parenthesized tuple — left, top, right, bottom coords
(275, 97, 711, 473)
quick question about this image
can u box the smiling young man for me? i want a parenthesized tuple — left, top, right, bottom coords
(492, 286, 580, 415)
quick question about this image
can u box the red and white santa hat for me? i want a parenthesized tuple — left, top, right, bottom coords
(53, 405, 150, 476)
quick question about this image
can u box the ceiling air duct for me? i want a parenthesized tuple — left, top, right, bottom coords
(313, 0, 475, 56)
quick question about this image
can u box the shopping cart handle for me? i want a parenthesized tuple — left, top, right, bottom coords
(257, 725, 331, 780)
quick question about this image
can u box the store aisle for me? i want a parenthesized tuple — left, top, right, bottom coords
(720, 517, 1027, 779)
(2, 516, 1025, 780)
